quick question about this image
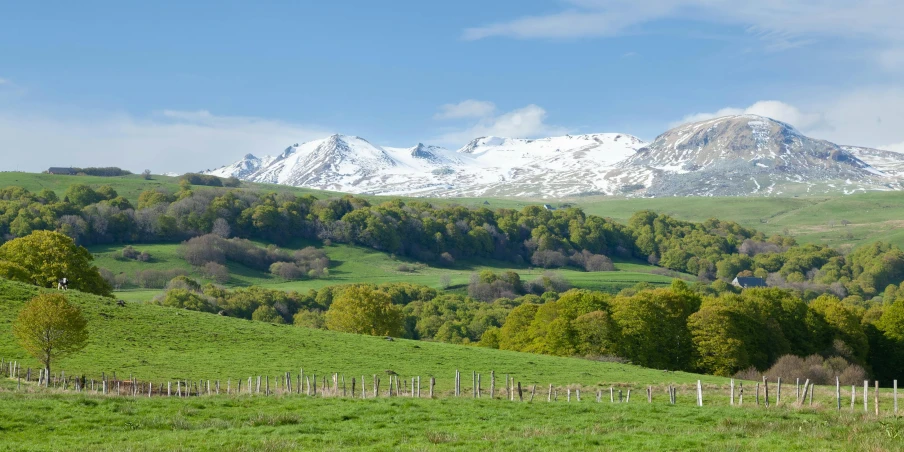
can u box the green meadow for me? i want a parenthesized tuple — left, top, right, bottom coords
(1, 280, 902, 451)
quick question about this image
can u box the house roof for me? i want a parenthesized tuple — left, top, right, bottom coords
(732, 276, 767, 288)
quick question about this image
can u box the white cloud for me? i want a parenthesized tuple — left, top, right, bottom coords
(675, 100, 823, 130)
(434, 100, 497, 120)
(0, 78, 8, 85)
(880, 141, 904, 153)
(464, 1, 904, 68)
(672, 87, 904, 150)
(0, 108, 330, 173)
(432, 104, 568, 146)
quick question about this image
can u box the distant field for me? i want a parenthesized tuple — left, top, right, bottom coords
(90, 241, 681, 302)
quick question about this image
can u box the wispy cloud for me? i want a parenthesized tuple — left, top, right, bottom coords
(672, 88, 904, 151)
(464, 1, 904, 68)
(0, 108, 330, 173)
(431, 104, 568, 147)
(433, 100, 497, 120)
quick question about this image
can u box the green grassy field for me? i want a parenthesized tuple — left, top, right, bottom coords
(90, 241, 682, 303)
(1, 387, 901, 451)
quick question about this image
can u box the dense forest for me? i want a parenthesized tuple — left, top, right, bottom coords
(1, 182, 902, 301)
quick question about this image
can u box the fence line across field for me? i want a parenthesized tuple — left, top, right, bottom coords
(1, 360, 899, 416)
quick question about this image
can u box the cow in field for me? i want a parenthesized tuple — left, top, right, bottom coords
(57, 277, 69, 291)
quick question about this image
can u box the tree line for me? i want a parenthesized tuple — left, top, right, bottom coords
(2, 182, 903, 302)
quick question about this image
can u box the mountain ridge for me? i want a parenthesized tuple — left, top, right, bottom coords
(204, 116, 904, 198)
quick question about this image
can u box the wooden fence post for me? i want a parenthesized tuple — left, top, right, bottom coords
(875, 381, 879, 416)
(473, 372, 477, 398)
(864, 380, 869, 413)
(490, 371, 495, 399)
(476, 373, 480, 398)
(851, 385, 856, 410)
(567, 389, 571, 402)
(697, 380, 703, 407)
(548, 384, 553, 402)
(836, 376, 841, 411)
(647, 386, 652, 403)
(530, 385, 536, 402)
(800, 379, 809, 407)
(625, 390, 630, 403)
(808, 381, 814, 406)
(764, 377, 770, 407)
(777, 377, 782, 405)
(518, 382, 523, 402)
(894, 380, 898, 414)
(417, 376, 421, 398)
(755, 383, 760, 406)
(730, 379, 735, 405)
(796, 378, 800, 401)
(430, 377, 435, 399)
(610, 387, 614, 403)
(739, 383, 744, 406)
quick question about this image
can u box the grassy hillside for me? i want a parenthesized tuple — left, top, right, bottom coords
(0, 279, 715, 389)
(2, 279, 901, 451)
(89, 241, 681, 302)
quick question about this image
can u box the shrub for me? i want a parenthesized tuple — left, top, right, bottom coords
(293, 310, 326, 329)
(202, 262, 230, 284)
(569, 250, 615, 272)
(122, 246, 140, 260)
(531, 250, 567, 268)
(135, 269, 189, 289)
(270, 262, 305, 280)
(252, 305, 285, 324)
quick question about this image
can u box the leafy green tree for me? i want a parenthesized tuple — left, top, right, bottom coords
(325, 284, 404, 336)
(0, 230, 112, 296)
(609, 288, 699, 370)
(252, 305, 285, 324)
(12, 293, 88, 377)
(156, 289, 216, 312)
(64, 184, 101, 207)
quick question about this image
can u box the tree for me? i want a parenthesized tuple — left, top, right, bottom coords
(325, 284, 404, 336)
(0, 231, 112, 296)
(141, 169, 152, 180)
(12, 293, 88, 379)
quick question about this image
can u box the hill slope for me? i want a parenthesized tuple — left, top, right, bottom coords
(0, 279, 715, 388)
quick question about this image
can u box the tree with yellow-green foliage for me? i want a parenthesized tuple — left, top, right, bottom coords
(12, 293, 88, 379)
(0, 230, 112, 297)
(325, 284, 404, 337)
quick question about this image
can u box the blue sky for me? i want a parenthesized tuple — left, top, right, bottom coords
(1, 0, 903, 172)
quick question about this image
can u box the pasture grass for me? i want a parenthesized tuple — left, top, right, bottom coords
(0, 384, 901, 451)
(90, 241, 681, 303)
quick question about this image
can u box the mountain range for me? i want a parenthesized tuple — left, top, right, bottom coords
(204, 115, 904, 198)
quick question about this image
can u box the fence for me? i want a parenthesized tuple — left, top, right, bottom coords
(1, 358, 899, 416)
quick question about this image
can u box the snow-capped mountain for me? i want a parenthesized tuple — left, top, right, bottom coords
(203, 116, 904, 198)
(620, 115, 900, 196)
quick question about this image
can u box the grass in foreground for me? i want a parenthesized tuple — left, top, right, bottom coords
(0, 385, 901, 451)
